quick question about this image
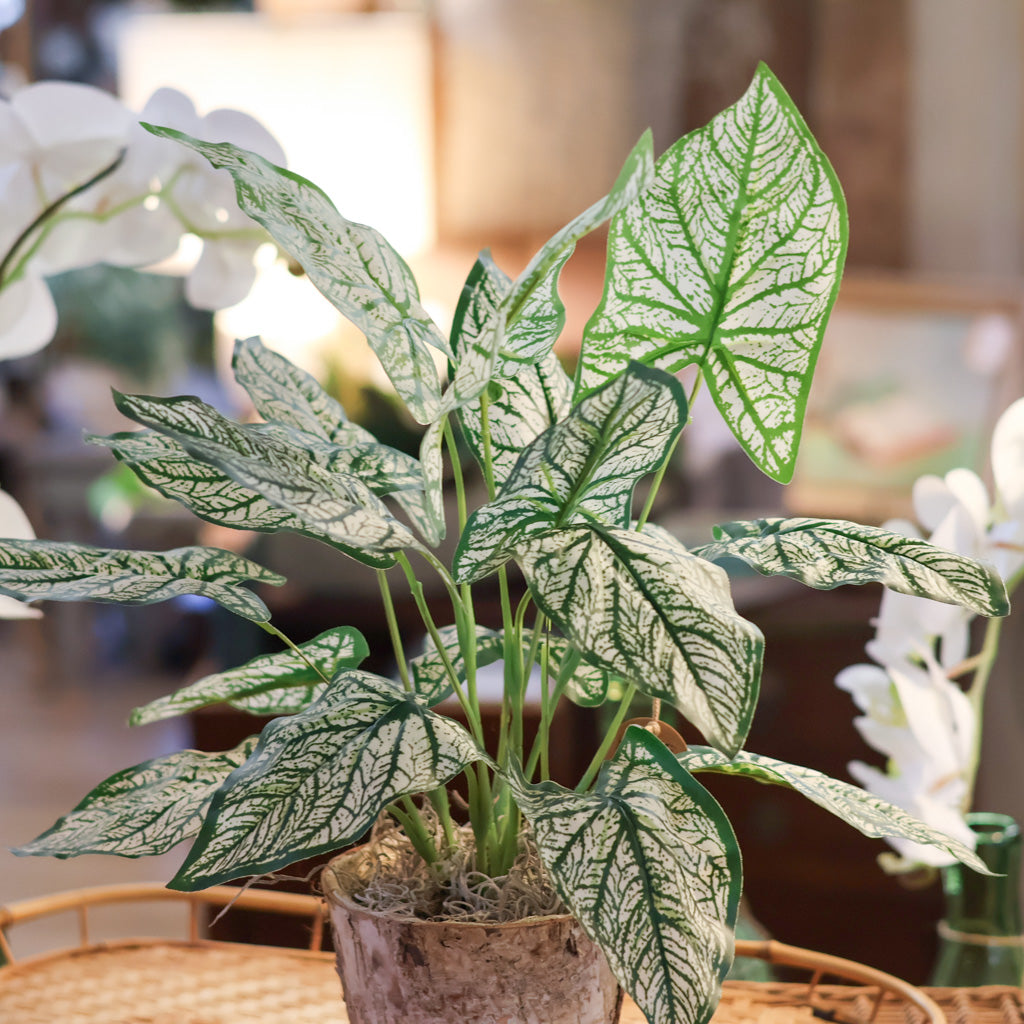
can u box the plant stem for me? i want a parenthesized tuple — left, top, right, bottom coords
(576, 684, 637, 792)
(389, 798, 440, 867)
(0, 149, 126, 288)
(376, 569, 414, 693)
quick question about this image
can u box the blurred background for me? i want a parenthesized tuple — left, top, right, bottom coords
(1, 0, 1023, 983)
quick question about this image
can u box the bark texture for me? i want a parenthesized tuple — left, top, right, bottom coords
(323, 854, 622, 1023)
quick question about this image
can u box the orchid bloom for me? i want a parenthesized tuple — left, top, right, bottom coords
(0, 488, 40, 619)
(0, 80, 285, 361)
(837, 397, 1024, 871)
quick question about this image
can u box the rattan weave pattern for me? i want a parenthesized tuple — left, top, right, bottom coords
(0, 941, 347, 1024)
(1, 942, 1023, 1024)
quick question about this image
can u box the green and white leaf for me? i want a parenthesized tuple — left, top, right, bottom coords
(230, 336, 438, 539)
(414, 418, 447, 547)
(15, 738, 258, 859)
(546, 636, 616, 707)
(461, 351, 574, 489)
(497, 130, 655, 371)
(114, 391, 416, 568)
(232, 336, 365, 446)
(451, 254, 574, 485)
(130, 627, 369, 725)
(146, 125, 448, 423)
(681, 746, 991, 875)
(0, 540, 282, 622)
(694, 517, 1009, 616)
(519, 525, 762, 755)
(507, 728, 741, 1024)
(170, 670, 487, 890)
(410, 624, 503, 705)
(577, 63, 847, 483)
(453, 363, 687, 583)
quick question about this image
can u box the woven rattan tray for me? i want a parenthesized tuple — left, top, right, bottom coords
(1, 884, 1022, 1024)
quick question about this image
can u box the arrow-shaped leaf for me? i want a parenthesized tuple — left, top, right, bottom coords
(680, 746, 991, 875)
(131, 626, 369, 725)
(693, 517, 1009, 616)
(0, 540, 282, 622)
(506, 728, 741, 1024)
(170, 670, 486, 890)
(519, 525, 762, 755)
(114, 391, 416, 568)
(453, 363, 687, 584)
(577, 63, 847, 483)
(145, 125, 448, 423)
(14, 737, 258, 859)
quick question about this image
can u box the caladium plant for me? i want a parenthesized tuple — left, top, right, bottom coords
(3, 64, 1011, 1024)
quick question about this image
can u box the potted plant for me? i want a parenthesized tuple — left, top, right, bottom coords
(1, 64, 1009, 1023)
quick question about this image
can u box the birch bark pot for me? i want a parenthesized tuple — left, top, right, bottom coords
(322, 851, 623, 1024)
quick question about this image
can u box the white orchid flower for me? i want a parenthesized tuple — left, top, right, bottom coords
(131, 88, 287, 310)
(0, 488, 40, 619)
(0, 81, 285, 359)
(836, 397, 1024, 872)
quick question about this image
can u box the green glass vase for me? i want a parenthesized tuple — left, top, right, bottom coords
(929, 812, 1024, 987)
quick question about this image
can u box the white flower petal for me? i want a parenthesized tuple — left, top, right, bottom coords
(0, 487, 36, 538)
(913, 474, 956, 533)
(0, 275, 57, 359)
(11, 80, 131, 150)
(0, 488, 41, 618)
(943, 468, 990, 535)
(992, 398, 1024, 520)
(201, 108, 286, 166)
(185, 241, 259, 310)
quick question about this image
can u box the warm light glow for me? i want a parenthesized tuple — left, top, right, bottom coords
(116, 11, 436, 255)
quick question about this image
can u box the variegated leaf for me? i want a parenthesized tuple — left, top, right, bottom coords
(14, 738, 258, 859)
(170, 670, 487, 890)
(461, 351, 574, 489)
(130, 627, 369, 725)
(145, 125, 448, 423)
(453, 363, 686, 584)
(519, 525, 762, 755)
(507, 728, 741, 1024)
(694, 517, 1009, 616)
(231, 335, 437, 539)
(415, 418, 447, 546)
(681, 746, 991, 875)
(547, 636, 615, 707)
(577, 63, 847, 483)
(452, 254, 574, 486)
(0, 540, 281, 622)
(114, 392, 416, 568)
(409, 624, 503, 705)
(232, 336, 363, 445)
